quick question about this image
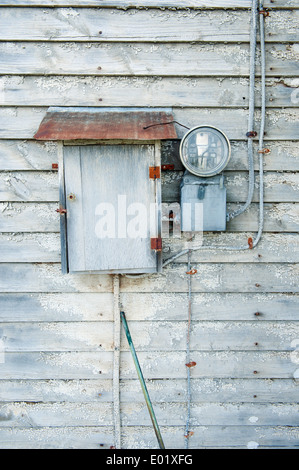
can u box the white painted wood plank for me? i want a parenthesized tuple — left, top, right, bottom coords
(0, 140, 58, 170)
(123, 425, 299, 449)
(173, 108, 299, 140)
(0, 172, 59, 202)
(0, 402, 297, 427)
(163, 233, 299, 263)
(122, 403, 299, 427)
(1, 76, 298, 108)
(0, 351, 296, 379)
(0, 1, 297, 8)
(0, 425, 298, 449)
(120, 263, 299, 293)
(0, 378, 297, 404)
(244, 170, 299, 204)
(0, 233, 61, 262)
(1, 233, 299, 263)
(226, 203, 299, 232)
(0, 425, 114, 449)
(0, 292, 297, 322)
(121, 378, 299, 405)
(0, 262, 297, 293)
(0, 263, 112, 293)
(0, 322, 114, 352)
(1, 140, 297, 172)
(0, 320, 297, 352)
(0, 9, 297, 42)
(123, 321, 299, 352)
(0, 293, 113, 322)
(0, 202, 60, 232)
(0, 42, 297, 77)
(1, 107, 298, 140)
(122, 292, 299, 321)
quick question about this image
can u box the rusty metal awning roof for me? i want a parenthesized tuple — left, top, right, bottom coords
(34, 107, 178, 141)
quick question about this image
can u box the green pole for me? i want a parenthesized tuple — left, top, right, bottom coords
(120, 311, 165, 450)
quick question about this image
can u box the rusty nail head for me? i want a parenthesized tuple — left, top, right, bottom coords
(186, 268, 197, 275)
(246, 131, 258, 138)
(186, 361, 197, 368)
(52, 163, 58, 170)
(67, 193, 76, 201)
(248, 237, 253, 249)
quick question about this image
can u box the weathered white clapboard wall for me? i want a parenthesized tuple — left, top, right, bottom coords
(0, 0, 298, 449)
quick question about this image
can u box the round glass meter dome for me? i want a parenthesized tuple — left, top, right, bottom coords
(179, 125, 231, 177)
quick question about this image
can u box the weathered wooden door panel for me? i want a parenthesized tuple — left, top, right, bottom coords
(64, 144, 160, 274)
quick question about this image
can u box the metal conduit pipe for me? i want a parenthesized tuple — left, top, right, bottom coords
(113, 274, 121, 449)
(253, 1, 266, 248)
(227, 0, 259, 222)
(163, 0, 266, 268)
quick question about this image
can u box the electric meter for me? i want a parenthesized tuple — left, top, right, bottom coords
(179, 125, 231, 177)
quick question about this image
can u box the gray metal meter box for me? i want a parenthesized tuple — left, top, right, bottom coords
(34, 107, 178, 274)
(181, 172, 226, 232)
(179, 125, 230, 232)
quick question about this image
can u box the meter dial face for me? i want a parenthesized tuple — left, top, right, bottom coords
(180, 126, 231, 177)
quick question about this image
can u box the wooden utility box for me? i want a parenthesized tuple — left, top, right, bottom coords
(34, 107, 177, 274)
